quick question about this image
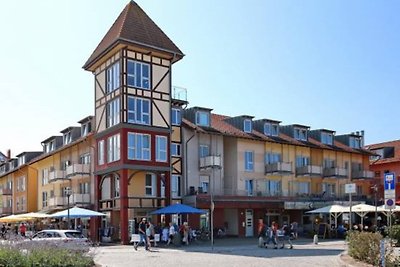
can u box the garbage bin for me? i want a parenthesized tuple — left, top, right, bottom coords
(172, 233, 182, 246)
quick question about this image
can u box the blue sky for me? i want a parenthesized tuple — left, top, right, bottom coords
(1, 0, 399, 156)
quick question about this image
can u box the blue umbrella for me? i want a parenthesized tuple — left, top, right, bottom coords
(150, 203, 205, 215)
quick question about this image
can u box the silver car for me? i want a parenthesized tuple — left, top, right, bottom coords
(31, 230, 88, 243)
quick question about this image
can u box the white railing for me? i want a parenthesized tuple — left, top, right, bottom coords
(66, 164, 90, 177)
(265, 162, 292, 174)
(199, 155, 222, 169)
(49, 170, 66, 182)
(296, 165, 322, 176)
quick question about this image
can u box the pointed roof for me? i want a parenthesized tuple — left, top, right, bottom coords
(83, 1, 184, 70)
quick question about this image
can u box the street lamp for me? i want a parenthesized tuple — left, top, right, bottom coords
(371, 184, 378, 229)
(64, 187, 72, 229)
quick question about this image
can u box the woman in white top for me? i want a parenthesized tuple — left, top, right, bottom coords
(167, 222, 175, 245)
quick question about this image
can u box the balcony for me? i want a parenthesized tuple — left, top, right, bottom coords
(70, 193, 91, 205)
(296, 165, 323, 176)
(352, 170, 374, 179)
(49, 170, 66, 183)
(265, 162, 292, 175)
(199, 155, 222, 169)
(323, 167, 348, 178)
(66, 164, 90, 178)
(172, 86, 188, 103)
(0, 188, 12, 195)
(48, 196, 69, 207)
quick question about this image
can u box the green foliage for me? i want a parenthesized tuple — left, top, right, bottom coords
(0, 244, 94, 267)
(386, 225, 400, 246)
(347, 231, 400, 266)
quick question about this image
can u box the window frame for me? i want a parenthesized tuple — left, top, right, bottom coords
(245, 151, 254, 171)
(127, 133, 151, 161)
(171, 143, 181, 157)
(195, 111, 210, 127)
(106, 62, 120, 93)
(127, 96, 151, 125)
(171, 175, 181, 198)
(107, 134, 121, 163)
(145, 173, 156, 196)
(171, 108, 181, 126)
(106, 98, 120, 128)
(127, 60, 150, 90)
(243, 119, 252, 133)
(156, 135, 168, 162)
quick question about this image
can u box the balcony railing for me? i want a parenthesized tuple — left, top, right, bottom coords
(48, 196, 69, 207)
(296, 165, 322, 176)
(99, 196, 166, 211)
(0, 188, 12, 195)
(199, 155, 222, 169)
(265, 162, 292, 175)
(66, 164, 90, 178)
(49, 170, 66, 182)
(352, 170, 374, 179)
(323, 167, 348, 178)
(70, 193, 91, 204)
(172, 86, 187, 102)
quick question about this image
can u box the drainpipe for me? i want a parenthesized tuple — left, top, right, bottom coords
(185, 132, 195, 196)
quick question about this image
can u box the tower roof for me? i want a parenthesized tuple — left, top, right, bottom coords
(83, 1, 184, 70)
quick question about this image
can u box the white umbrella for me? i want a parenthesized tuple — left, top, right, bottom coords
(342, 204, 378, 226)
(50, 206, 106, 218)
(306, 204, 348, 226)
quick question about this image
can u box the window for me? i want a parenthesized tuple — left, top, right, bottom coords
(322, 183, 336, 196)
(45, 140, 56, 153)
(79, 182, 90, 194)
(106, 98, 120, 127)
(127, 60, 150, 89)
(16, 176, 26, 192)
(81, 122, 90, 137)
(145, 173, 156, 196)
(297, 182, 310, 194)
(264, 123, 279, 136)
(201, 181, 209, 194)
(114, 177, 120, 198)
(265, 153, 281, 164)
(266, 180, 281, 196)
(42, 191, 48, 208)
(323, 158, 335, 168)
(98, 140, 105, 165)
(171, 108, 181, 126)
(296, 156, 309, 167)
(80, 153, 91, 164)
(18, 156, 25, 166)
(63, 132, 72, 145)
(199, 145, 210, 158)
(294, 128, 307, 141)
(128, 133, 151, 160)
(171, 143, 181, 157)
(243, 119, 252, 133)
(195, 111, 210, 127)
(41, 169, 49, 185)
(321, 132, 333, 145)
(245, 179, 254, 196)
(245, 151, 254, 171)
(349, 136, 361, 149)
(156, 136, 167, 162)
(107, 134, 120, 163)
(106, 62, 120, 93)
(171, 175, 181, 198)
(127, 96, 150, 125)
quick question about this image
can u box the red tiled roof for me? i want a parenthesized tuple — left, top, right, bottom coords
(83, 1, 184, 70)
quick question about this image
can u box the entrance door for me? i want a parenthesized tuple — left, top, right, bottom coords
(245, 209, 253, 237)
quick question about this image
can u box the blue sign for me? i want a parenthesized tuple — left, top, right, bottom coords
(384, 172, 395, 190)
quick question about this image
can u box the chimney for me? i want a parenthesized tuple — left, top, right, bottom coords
(361, 130, 365, 147)
(6, 149, 11, 160)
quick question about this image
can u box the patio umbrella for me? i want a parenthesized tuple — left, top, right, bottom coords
(342, 204, 377, 226)
(49, 206, 106, 218)
(0, 214, 24, 223)
(150, 203, 206, 215)
(15, 212, 49, 220)
(306, 204, 347, 226)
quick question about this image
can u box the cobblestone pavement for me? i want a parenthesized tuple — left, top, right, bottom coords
(93, 238, 358, 267)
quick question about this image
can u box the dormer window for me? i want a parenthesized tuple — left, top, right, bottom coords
(349, 136, 361, 149)
(18, 156, 25, 166)
(0, 165, 5, 173)
(321, 132, 333, 145)
(63, 132, 72, 145)
(264, 123, 279, 136)
(127, 60, 150, 90)
(45, 140, 55, 153)
(294, 128, 307, 141)
(195, 111, 210, 127)
(81, 122, 91, 137)
(106, 62, 120, 93)
(244, 119, 252, 133)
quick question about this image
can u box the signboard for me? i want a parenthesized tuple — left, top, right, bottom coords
(345, 183, 356, 194)
(384, 172, 396, 210)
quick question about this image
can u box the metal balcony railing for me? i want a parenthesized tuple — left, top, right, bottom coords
(323, 167, 348, 178)
(66, 164, 90, 177)
(351, 170, 374, 179)
(265, 162, 292, 175)
(296, 165, 323, 176)
(0, 188, 12, 195)
(172, 86, 187, 102)
(49, 170, 66, 182)
(199, 155, 222, 169)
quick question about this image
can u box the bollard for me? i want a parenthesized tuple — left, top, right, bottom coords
(313, 234, 318, 244)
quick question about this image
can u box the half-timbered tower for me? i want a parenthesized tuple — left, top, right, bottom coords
(83, 1, 184, 244)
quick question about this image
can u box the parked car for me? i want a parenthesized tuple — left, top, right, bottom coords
(30, 230, 89, 243)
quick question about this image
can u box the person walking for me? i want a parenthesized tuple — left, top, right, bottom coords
(167, 222, 176, 245)
(257, 219, 266, 247)
(134, 218, 149, 251)
(280, 222, 293, 249)
(265, 221, 278, 249)
(147, 221, 157, 247)
(182, 222, 189, 245)
(19, 223, 26, 237)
